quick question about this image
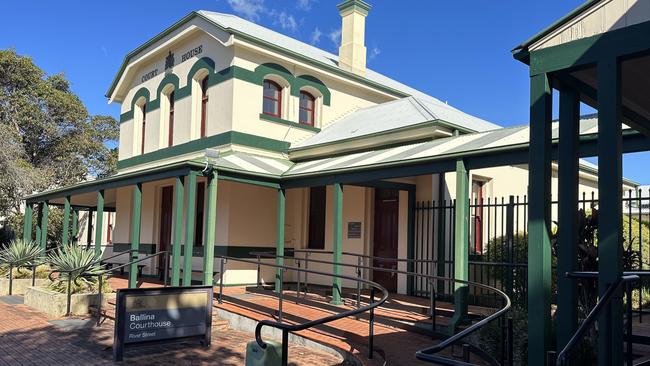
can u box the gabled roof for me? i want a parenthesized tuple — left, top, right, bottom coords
(512, 0, 599, 61)
(107, 10, 499, 134)
(292, 96, 499, 151)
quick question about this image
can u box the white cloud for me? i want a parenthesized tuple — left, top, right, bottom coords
(227, 0, 265, 21)
(310, 27, 322, 45)
(275, 11, 298, 31)
(369, 46, 381, 61)
(296, 0, 315, 11)
(328, 28, 342, 48)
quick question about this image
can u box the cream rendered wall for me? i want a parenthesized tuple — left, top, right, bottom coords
(118, 32, 235, 165)
(230, 47, 393, 147)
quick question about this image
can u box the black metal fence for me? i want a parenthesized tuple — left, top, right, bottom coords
(413, 189, 650, 309)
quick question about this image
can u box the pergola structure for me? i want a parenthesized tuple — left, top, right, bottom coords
(513, 1, 650, 365)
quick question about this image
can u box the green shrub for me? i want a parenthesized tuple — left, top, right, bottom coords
(47, 244, 110, 294)
(3, 264, 51, 279)
(0, 240, 43, 278)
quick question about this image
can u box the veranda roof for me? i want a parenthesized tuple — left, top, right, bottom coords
(24, 115, 642, 203)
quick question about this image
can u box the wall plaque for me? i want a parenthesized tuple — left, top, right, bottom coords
(347, 222, 362, 239)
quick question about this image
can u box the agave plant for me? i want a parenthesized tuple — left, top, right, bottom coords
(48, 244, 108, 294)
(0, 240, 42, 278)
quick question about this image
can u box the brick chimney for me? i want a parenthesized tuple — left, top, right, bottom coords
(337, 0, 371, 76)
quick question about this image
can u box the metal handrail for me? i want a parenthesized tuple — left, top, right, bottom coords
(555, 271, 650, 365)
(250, 250, 512, 365)
(215, 255, 388, 365)
(79, 250, 170, 326)
(555, 274, 639, 366)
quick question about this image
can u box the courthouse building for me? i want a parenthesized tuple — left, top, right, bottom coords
(22, 0, 636, 297)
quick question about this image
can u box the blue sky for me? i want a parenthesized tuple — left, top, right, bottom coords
(2, 0, 648, 184)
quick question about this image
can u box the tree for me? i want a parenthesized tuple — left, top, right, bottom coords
(0, 49, 118, 222)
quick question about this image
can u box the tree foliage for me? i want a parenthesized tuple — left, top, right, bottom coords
(0, 49, 118, 219)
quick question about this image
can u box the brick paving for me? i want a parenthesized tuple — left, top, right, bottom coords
(0, 298, 348, 365)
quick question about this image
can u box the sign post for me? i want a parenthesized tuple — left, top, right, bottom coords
(113, 286, 213, 361)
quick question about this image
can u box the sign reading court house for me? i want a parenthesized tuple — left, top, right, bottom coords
(113, 286, 213, 361)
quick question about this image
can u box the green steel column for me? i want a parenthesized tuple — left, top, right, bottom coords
(23, 203, 33, 243)
(527, 72, 553, 366)
(95, 190, 104, 257)
(183, 172, 198, 286)
(448, 159, 469, 334)
(171, 176, 185, 286)
(597, 57, 623, 366)
(275, 188, 286, 293)
(62, 196, 71, 245)
(557, 86, 580, 352)
(35, 204, 42, 248)
(40, 201, 49, 250)
(203, 171, 218, 286)
(71, 209, 79, 244)
(331, 183, 343, 305)
(129, 183, 142, 289)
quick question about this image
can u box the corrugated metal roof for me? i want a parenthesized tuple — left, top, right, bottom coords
(211, 151, 293, 177)
(198, 11, 500, 133)
(292, 96, 499, 149)
(284, 118, 633, 178)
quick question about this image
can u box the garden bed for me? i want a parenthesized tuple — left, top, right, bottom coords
(24, 286, 115, 317)
(0, 278, 50, 295)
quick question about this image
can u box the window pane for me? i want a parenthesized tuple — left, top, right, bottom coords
(300, 92, 314, 109)
(263, 98, 278, 115)
(264, 81, 279, 98)
(299, 109, 309, 124)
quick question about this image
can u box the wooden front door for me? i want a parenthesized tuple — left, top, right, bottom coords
(373, 189, 399, 292)
(158, 186, 174, 278)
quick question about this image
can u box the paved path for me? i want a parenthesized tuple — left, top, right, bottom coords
(0, 298, 347, 366)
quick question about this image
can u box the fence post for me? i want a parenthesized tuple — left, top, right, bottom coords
(304, 252, 310, 297)
(66, 274, 72, 316)
(508, 317, 514, 366)
(357, 256, 362, 309)
(256, 255, 261, 288)
(506, 196, 515, 297)
(163, 252, 169, 287)
(369, 287, 375, 359)
(278, 269, 284, 322)
(218, 257, 225, 304)
(32, 265, 37, 287)
(282, 329, 289, 366)
(97, 274, 103, 327)
(627, 282, 633, 366)
(8, 265, 13, 296)
(295, 259, 301, 304)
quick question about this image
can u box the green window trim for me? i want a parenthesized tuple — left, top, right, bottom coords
(259, 113, 321, 133)
(120, 61, 331, 123)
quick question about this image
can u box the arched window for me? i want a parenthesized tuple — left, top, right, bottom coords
(263, 79, 282, 118)
(168, 90, 175, 146)
(200, 76, 208, 138)
(140, 102, 147, 155)
(299, 91, 316, 126)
